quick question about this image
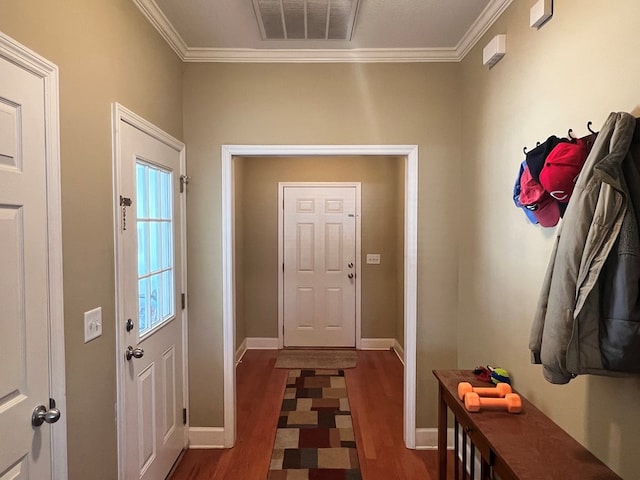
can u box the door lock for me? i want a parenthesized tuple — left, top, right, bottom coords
(125, 345, 144, 361)
(347, 262, 354, 268)
(348, 273, 354, 279)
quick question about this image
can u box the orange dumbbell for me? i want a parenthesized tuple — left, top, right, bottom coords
(457, 381, 512, 400)
(464, 392, 522, 414)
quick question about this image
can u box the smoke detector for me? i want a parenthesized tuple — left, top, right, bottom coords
(252, 0, 360, 41)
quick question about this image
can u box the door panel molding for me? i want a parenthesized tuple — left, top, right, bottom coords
(279, 183, 361, 348)
(221, 145, 418, 449)
(0, 31, 67, 478)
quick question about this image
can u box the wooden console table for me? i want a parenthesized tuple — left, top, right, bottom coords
(433, 370, 621, 480)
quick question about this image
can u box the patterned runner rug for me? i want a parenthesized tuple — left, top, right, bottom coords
(267, 369, 362, 479)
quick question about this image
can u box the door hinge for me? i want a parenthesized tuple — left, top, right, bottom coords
(180, 175, 190, 193)
(181, 293, 186, 310)
(183, 408, 187, 425)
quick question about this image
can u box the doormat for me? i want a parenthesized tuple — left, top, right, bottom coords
(267, 369, 362, 479)
(275, 350, 357, 369)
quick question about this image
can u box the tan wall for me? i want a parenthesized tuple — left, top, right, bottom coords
(184, 62, 461, 426)
(0, 2, 183, 479)
(459, 0, 640, 477)
(235, 155, 402, 342)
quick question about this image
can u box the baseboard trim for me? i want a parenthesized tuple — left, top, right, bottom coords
(245, 337, 279, 349)
(392, 339, 405, 364)
(415, 428, 454, 450)
(188, 427, 226, 449)
(235, 338, 247, 365)
(360, 338, 395, 350)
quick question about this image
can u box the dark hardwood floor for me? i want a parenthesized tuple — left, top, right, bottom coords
(169, 349, 446, 479)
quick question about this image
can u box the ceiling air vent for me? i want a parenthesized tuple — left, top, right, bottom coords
(252, 0, 360, 41)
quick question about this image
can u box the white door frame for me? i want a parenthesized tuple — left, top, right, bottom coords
(112, 103, 189, 479)
(278, 182, 362, 349)
(221, 145, 418, 449)
(0, 31, 67, 479)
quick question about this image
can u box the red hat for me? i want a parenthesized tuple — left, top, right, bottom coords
(539, 140, 588, 203)
(519, 166, 560, 227)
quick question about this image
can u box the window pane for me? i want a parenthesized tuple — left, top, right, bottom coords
(138, 277, 150, 334)
(136, 163, 148, 218)
(149, 168, 160, 219)
(161, 172, 172, 219)
(162, 222, 172, 269)
(150, 221, 161, 273)
(150, 274, 160, 327)
(137, 221, 148, 276)
(162, 270, 174, 319)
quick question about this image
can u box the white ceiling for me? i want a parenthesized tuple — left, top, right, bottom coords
(133, 0, 513, 62)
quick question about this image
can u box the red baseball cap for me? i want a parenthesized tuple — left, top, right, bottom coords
(539, 140, 588, 203)
(519, 165, 560, 227)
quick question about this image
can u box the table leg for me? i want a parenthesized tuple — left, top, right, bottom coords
(438, 383, 447, 480)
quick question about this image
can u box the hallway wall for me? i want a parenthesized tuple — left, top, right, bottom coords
(183, 62, 461, 427)
(459, 0, 640, 477)
(0, 1, 183, 479)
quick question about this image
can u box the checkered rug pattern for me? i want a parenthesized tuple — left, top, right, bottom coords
(267, 369, 362, 480)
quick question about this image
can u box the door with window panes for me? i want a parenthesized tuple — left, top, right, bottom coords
(117, 117, 185, 480)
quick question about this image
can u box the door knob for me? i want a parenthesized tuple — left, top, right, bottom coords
(126, 345, 144, 361)
(348, 273, 354, 279)
(32, 404, 61, 427)
(347, 262, 354, 268)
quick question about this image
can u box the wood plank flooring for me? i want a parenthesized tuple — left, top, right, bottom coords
(169, 349, 446, 479)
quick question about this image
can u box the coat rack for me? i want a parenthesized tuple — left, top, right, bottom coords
(523, 120, 598, 155)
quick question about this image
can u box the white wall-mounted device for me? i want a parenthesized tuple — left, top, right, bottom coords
(483, 34, 506, 68)
(530, 0, 553, 29)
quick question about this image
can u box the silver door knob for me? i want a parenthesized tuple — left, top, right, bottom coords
(348, 273, 354, 279)
(126, 345, 144, 361)
(32, 404, 61, 427)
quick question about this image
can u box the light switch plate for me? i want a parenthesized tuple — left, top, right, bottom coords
(366, 253, 381, 265)
(84, 307, 103, 343)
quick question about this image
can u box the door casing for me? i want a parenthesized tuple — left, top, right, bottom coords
(0, 31, 67, 479)
(112, 103, 189, 479)
(278, 182, 362, 349)
(222, 145, 418, 449)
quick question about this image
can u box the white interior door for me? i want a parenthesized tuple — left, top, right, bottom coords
(0, 36, 66, 479)
(283, 185, 357, 347)
(114, 109, 186, 480)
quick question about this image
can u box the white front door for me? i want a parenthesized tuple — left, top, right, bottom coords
(0, 34, 66, 479)
(283, 185, 358, 347)
(114, 107, 186, 480)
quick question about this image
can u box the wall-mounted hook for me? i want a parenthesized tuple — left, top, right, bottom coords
(587, 121, 597, 135)
(568, 128, 576, 140)
(523, 146, 528, 155)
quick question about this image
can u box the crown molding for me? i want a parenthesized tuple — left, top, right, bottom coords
(132, 0, 188, 59)
(183, 47, 459, 63)
(455, 0, 515, 59)
(135, 0, 513, 63)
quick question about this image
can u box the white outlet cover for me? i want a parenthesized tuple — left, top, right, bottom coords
(84, 306, 103, 343)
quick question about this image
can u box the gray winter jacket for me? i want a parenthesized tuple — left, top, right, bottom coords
(530, 112, 640, 384)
